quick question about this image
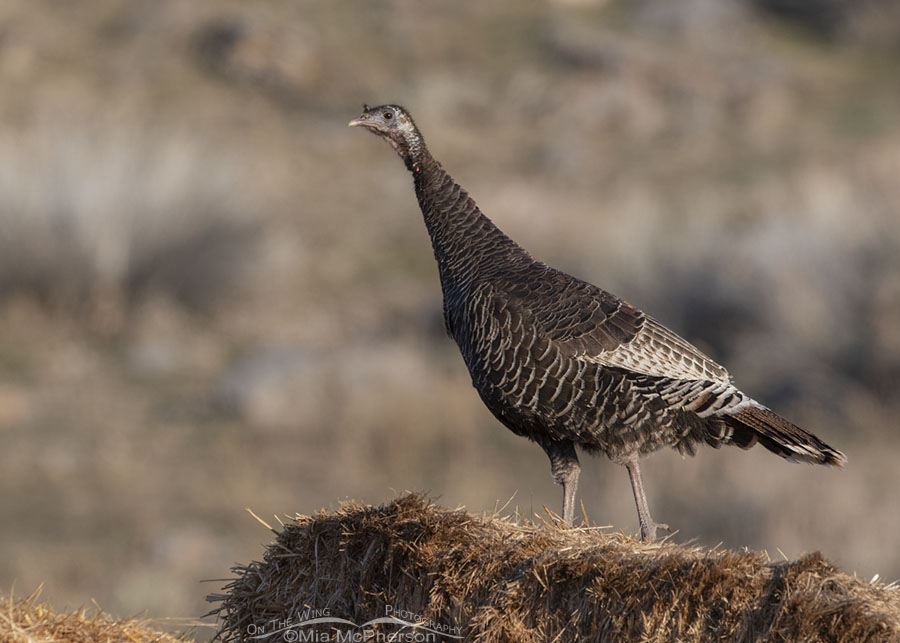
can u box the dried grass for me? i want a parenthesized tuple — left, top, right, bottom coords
(209, 494, 900, 642)
(0, 585, 181, 643)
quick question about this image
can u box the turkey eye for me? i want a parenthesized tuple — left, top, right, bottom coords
(383, 112, 393, 120)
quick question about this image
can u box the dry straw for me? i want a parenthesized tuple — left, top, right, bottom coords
(208, 494, 900, 642)
(0, 585, 181, 643)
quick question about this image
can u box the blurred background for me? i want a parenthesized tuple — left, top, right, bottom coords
(0, 0, 898, 633)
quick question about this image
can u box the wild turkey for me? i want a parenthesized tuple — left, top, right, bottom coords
(349, 104, 846, 542)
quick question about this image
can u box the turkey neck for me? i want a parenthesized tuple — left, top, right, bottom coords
(409, 147, 527, 291)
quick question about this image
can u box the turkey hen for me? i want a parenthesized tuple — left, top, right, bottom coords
(349, 104, 845, 542)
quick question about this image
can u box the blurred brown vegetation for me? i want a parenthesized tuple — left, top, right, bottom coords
(0, 0, 898, 631)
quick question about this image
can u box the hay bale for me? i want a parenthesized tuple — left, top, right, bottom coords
(0, 586, 181, 643)
(209, 494, 900, 642)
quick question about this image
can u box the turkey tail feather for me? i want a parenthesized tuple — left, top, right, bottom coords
(724, 406, 846, 468)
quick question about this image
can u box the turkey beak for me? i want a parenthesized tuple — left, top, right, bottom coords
(348, 114, 368, 128)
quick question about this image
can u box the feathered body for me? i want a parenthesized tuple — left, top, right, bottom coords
(350, 104, 845, 541)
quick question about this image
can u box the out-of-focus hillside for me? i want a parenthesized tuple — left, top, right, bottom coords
(0, 0, 898, 627)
